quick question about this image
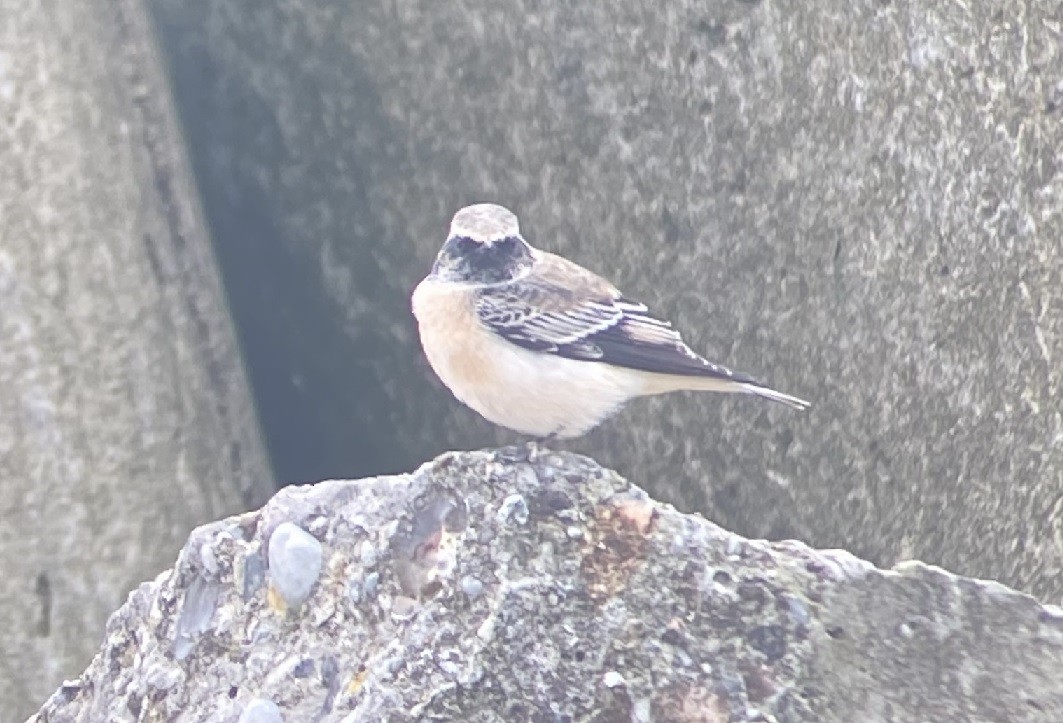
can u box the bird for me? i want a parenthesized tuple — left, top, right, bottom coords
(411, 203, 810, 438)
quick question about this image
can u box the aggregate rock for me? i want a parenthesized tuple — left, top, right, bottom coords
(30, 450, 1063, 722)
(146, 0, 1063, 600)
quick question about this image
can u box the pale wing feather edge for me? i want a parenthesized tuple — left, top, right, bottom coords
(475, 282, 759, 384)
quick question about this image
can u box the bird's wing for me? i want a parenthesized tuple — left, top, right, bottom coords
(474, 251, 759, 383)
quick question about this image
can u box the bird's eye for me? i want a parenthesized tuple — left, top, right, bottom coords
(453, 236, 478, 254)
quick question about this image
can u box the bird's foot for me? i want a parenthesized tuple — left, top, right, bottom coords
(526, 432, 561, 459)
(496, 435, 555, 464)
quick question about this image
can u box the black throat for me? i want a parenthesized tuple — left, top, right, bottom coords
(435, 235, 533, 285)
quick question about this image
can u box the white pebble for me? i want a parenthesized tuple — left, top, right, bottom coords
(497, 494, 529, 525)
(239, 698, 282, 723)
(460, 576, 484, 600)
(268, 522, 323, 607)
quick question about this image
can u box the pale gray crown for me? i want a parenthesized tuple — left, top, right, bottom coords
(449, 204, 521, 244)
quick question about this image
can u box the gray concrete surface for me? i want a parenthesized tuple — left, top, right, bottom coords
(29, 449, 1063, 722)
(146, 0, 1063, 603)
(0, 0, 274, 717)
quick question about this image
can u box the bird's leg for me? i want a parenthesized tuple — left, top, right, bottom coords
(499, 435, 550, 464)
(523, 432, 559, 461)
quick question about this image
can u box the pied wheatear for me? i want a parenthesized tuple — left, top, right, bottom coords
(411, 204, 809, 438)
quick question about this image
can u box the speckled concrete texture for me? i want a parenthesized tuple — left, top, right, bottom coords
(146, 0, 1063, 602)
(0, 0, 274, 717)
(29, 450, 1063, 722)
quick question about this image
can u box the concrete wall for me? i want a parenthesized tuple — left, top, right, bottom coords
(0, 0, 274, 716)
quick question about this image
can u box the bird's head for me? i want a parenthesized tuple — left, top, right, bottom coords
(430, 204, 536, 286)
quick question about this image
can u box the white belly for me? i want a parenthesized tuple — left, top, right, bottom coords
(411, 278, 645, 437)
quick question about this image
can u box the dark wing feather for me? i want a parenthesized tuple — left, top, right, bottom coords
(474, 254, 758, 384)
(582, 297, 758, 381)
